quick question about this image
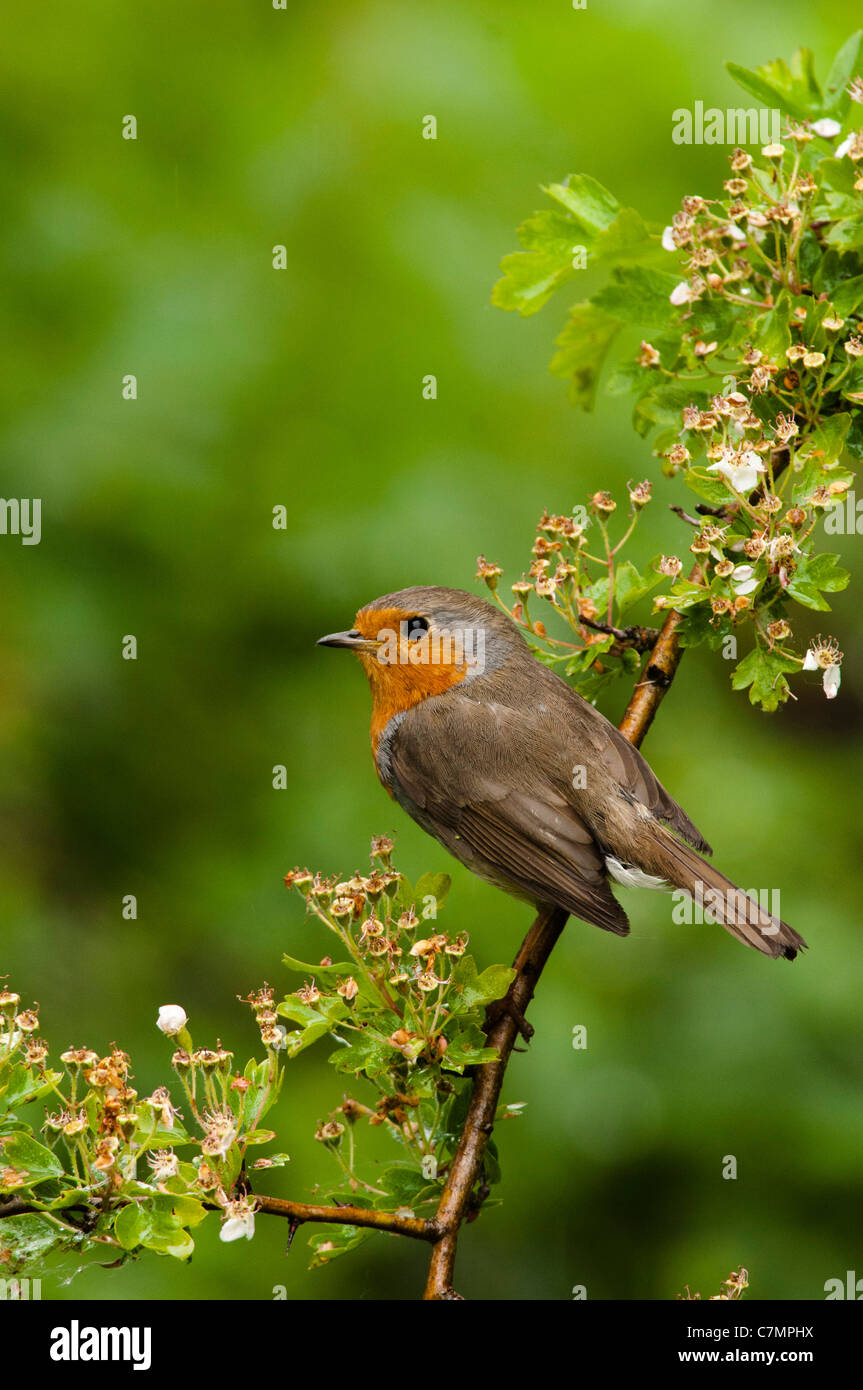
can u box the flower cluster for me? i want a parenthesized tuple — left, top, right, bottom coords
(0, 972, 286, 1272)
(679, 1266, 750, 1301)
(476, 489, 661, 702)
(493, 46, 861, 711)
(278, 839, 516, 1259)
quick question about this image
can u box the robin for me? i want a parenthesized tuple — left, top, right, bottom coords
(318, 586, 806, 961)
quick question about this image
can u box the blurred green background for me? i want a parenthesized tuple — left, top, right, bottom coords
(1, 0, 861, 1301)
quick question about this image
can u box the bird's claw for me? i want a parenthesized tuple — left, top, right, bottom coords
(485, 996, 534, 1042)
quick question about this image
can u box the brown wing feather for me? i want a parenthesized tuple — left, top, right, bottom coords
(386, 699, 630, 935)
(534, 671, 713, 854)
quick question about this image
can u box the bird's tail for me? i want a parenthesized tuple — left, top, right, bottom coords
(648, 827, 807, 961)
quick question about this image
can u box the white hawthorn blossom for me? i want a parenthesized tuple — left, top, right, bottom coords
(220, 1197, 256, 1243)
(730, 564, 759, 596)
(803, 638, 843, 699)
(823, 665, 841, 699)
(707, 448, 765, 493)
(811, 118, 842, 138)
(670, 280, 693, 305)
(156, 1005, 188, 1036)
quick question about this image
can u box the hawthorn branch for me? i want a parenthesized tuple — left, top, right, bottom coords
(422, 902, 568, 1298)
(617, 573, 700, 744)
(0, 1194, 437, 1245)
(254, 1194, 437, 1242)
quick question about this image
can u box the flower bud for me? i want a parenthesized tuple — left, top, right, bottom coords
(475, 555, 503, 590)
(157, 1005, 188, 1037)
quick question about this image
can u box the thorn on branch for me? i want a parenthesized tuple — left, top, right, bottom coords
(579, 614, 660, 653)
(670, 505, 703, 527)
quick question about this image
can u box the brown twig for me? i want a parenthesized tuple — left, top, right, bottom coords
(617, 570, 701, 745)
(422, 904, 569, 1298)
(579, 614, 660, 653)
(254, 1194, 437, 1242)
(670, 505, 703, 527)
(0, 1193, 437, 1245)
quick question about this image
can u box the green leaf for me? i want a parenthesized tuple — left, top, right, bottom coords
(448, 957, 516, 1012)
(831, 275, 863, 317)
(825, 214, 863, 254)
(119, 1200, 197, 1259)
(823, 31, 863, 115)
(677, 605, 733, 652)
(786, 552, 850, 611)
(282, 954, 356, 981)
(441, 1023, 500, 1074)
(413, 872, 452, 909)
(0, 1132, 64, 1186)
(308, 1223, 371, 1267)
(251, 1151, 291, 1170)
(153, 1193, 208, 1228)
(591, 207, 658, 263)
(845, 412, 863, 460)
(492, 239, 578, 317)
(684, 470, 736, 508)
(0, 1213, 69, 1265)
(813, 245, 861, 293)
(544, 174, 620, 235)
(731, 647, 800, 711)
(790, 414, 852, 501)
(725, 50, 820, 120)
(131, 1100, 191, 1149)
(278, 996, 332, 1028)
(592, 266, 680, 324)
(282, 1018, 333, 1058)
(115, 1202, 148, 1251)
(614, 561, 663, 617)
(634, 382, 704, 439)
(752, 295, 792, 362)
(142, 1222, 195, 1260)
(0, 1065, 63, 1113)
(550, 303, 623, 410)
(667, 578, 709, 612)
(281, 954, 378, 1005)
(330, 1031, 395, 1078)
(605, 359, 648, 396)
(378, 1164, 439, 1206)
(564, 636, 614, 677)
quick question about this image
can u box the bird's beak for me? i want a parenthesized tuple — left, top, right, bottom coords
(316, 629, 378, 652)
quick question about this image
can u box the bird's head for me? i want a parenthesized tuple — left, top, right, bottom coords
(317, 586, 524, 747)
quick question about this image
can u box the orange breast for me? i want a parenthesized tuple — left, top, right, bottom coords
(352, 606, 469, 773)
(366, 658, 467, 760)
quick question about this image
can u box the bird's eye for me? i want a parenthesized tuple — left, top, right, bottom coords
(406, 616, 429, 638)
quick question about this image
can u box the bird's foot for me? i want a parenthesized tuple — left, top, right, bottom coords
(485, 996, 534, 1042)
